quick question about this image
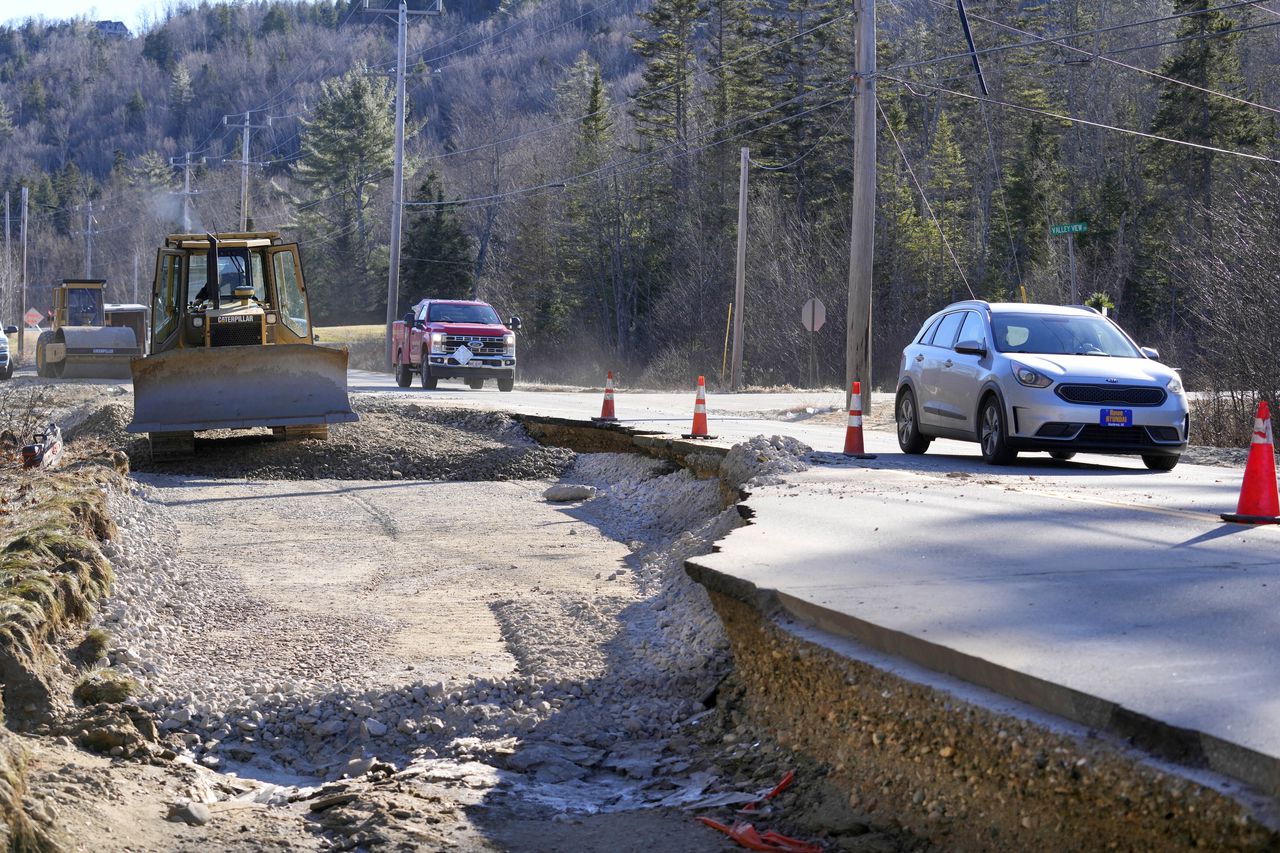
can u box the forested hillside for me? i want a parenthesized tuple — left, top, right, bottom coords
(0, 0, 1277, 396)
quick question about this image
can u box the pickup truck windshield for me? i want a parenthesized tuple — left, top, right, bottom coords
(427, 304, 501, 324)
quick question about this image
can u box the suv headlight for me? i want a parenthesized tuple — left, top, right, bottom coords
(1011, 361, 1052, 388)
(1166, 375, 1184, 395)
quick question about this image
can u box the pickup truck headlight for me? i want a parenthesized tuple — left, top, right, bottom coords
(504, 334, 515, 356)
(429, 332, 445, 353)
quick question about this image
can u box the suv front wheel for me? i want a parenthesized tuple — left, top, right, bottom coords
(896, 388, 931, 454)
(979, 395, 1017, 465)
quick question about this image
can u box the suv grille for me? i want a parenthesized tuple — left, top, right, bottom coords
(1076, 425, 1156, 446)
(211, 318, 264, 347)
(442, 334, 505, 355)
(1056, 384, 1166, 406)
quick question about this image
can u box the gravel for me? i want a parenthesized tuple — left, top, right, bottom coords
(68, 398, 574, 481)
(85, 403, 814, 816)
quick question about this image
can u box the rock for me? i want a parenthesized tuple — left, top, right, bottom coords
(314, 719, 346, 736)
(362, 718, 387, 737)
(345, 756, 377, 778)
(167, 802, 212, 826)
(542, 484, 598, 502)
(309, 792, 358, 812)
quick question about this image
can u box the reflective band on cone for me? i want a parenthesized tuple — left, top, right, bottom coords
(843, 381, 877, 458)
(1222, 399, 1280, 524)
(683, 375, 716, 439)
(596, 370, 618, 422)
(844, 379, 875, 455)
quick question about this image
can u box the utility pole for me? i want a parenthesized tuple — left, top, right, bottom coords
(223, 112, 271, 231)
(730, 147, 749, 391)
(366, 0, 442, 371)
(133, 250, 140, 305)
(83, 199, 95, 278)
(845, 0, 876, 414)
(18, 187, 27, 362)
(3, 192, 9, 322)
(171, 151, 204, 231)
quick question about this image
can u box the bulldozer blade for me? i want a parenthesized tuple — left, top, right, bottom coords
(128, 344, 358, 434)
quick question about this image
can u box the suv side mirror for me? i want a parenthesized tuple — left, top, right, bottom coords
(3, 325, 16, 335)
(509, 315, 523, 331)
(1140, 346, 1160, 360)
(954, 339, 987, 356)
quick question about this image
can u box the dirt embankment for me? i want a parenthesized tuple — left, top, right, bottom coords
(0, 440, 134, 851)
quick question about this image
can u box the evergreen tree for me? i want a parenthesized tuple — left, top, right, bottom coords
(402, 173, 474, 303)
(631, 0, 702, 151)
(1147, 0, 1264, 215)
(294, 64, 396, 322)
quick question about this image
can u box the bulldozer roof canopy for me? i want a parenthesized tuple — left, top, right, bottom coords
(164, 232, 282, 250)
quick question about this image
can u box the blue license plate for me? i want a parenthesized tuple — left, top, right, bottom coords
(1100, 408, 1132, 427)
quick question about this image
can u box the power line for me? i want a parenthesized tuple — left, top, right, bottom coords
(881, 0, 1275, 78)
(934, 0, 1280, 119)
(405, 90, 850, 212)
(1098, 16, 1280, 57)
(420, 12, 854, 164)
(884, 74, 1280, 165)
(876, 97, 975, 300)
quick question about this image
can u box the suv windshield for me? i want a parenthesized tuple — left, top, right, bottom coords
(427, 303, 501, 324)
(992, 313, 1140, 357)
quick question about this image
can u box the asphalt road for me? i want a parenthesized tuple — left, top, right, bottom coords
(352, 370, 1280, 799)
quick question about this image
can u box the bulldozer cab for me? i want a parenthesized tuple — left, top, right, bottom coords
(150, 232, 312, 355)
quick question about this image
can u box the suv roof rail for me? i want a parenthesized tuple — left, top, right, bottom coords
(947, 299, 990, 310)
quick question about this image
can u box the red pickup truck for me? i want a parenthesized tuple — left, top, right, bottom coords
(391, 298, 520, 391)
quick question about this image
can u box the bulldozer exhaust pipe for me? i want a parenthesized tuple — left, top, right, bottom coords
(206, 233, 221, 309)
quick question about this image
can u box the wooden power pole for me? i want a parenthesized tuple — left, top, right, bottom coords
(845, 0, 876, 413)
(368, 0, 442, 371)
(730, 147, 748, 391)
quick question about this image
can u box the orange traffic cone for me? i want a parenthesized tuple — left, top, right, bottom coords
(843, 381, 877, 459)
(594, 371, 618, 422)
(682, 375, 717, 439)
(1221, 400, 1280, 524)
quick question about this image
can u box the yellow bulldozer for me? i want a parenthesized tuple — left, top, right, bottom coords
(126, 232, 357, 459)
(35, 280, 144, 379)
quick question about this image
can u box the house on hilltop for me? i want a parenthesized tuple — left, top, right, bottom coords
(94, 20, 130, 37)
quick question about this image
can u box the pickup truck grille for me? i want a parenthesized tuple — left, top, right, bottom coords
(211, 317, 264, 347)
(442, 334, 505, 355)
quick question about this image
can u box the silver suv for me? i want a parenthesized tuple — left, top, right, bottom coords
(895, 301, 1188, 470)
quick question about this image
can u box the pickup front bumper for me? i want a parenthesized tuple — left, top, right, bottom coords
(425, 354, 515, 380)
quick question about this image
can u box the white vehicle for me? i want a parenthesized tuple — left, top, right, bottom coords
(895, 301, 1188, 470)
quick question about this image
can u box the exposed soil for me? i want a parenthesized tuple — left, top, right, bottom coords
(3, 387, 918, 852)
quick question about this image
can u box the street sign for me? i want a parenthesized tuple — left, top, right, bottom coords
(801, 298, 826, 333)
(23, 308, 42, 327)
(1050, 222, 1088, 236)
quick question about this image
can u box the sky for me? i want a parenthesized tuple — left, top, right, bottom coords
(2, 0, 201, 31)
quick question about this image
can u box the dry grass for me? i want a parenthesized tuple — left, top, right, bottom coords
(315, 324, 385, 343)
(316, 324, 388, 373)
(72, 670, 138, 705)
